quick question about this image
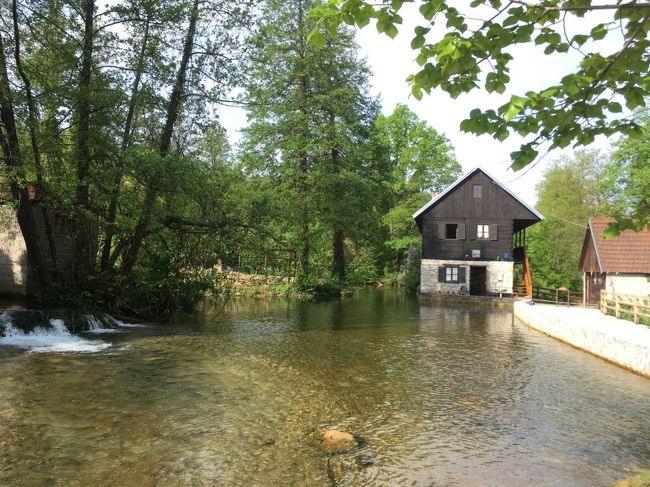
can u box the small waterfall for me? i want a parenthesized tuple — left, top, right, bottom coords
(0, 313, 111, 353)
(85, 314, 124, 334)
(0, 310, 143, 353)
(106, 315, 147, 328)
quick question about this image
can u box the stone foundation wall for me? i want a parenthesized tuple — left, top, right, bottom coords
(0, 208, 30, 295)
(421, 259, 514, 295)
(0, 205, 75, 296)
(514, 300, 650, 378)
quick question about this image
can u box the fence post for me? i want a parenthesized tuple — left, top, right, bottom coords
(634, 298, 640, 324)
(600, 290, 606, 314)
(615, 294, 620, 319)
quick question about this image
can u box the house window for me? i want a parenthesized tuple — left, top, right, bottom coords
(445, 267, 459, 282)
(445, 223, 458, 239)
(472, 249, 481, 258)
(438, 266, 466, 283)
(473, 184, 482, 197)
(477, 224, 490, 239)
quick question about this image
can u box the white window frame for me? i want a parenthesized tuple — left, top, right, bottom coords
(445, 267, 458, 283)
(477, 224, 490, 239)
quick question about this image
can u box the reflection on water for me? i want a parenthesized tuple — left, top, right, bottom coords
(1, 289, 649, 486)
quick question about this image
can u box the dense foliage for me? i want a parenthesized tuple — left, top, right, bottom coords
(527, 150, 611, 291)
(311, 0, 650, 230)
(0, 0, 461, 313)
(1, 0, 648, 312)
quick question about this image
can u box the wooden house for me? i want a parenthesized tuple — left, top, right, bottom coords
(413, 167, 543, 297)
(578, 217, 650, 305)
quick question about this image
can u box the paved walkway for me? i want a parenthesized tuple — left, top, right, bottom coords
(514, 300, 650, 378)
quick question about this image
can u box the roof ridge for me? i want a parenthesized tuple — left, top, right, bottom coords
(412, 166, 544, 221)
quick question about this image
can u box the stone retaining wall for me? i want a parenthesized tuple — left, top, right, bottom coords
(421, 259, 513, 295)
(0, 205, 75, 296)
(514, 300, 650, 378)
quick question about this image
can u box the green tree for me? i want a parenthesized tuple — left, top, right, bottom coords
(0, 0, 253, 312)
(310, 1, 650, 229)
(527, 150, 612, 291)
(242, 0, 383, 286)
(601, 113, 650, 234)
(374, 104, 460, 272)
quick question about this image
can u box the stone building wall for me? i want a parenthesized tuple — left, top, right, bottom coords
(606, 274, 650, 297)
(421, 259, 514, 295)
(0, 205, 75, 296)
(0, 207, 31, 295)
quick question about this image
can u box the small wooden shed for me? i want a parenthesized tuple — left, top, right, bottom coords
(578, 217, 650, 305)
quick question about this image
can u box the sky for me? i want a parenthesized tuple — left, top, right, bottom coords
(217, 4, 623, 208)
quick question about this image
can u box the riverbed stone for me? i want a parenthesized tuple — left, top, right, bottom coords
(322, 430, 356, 453)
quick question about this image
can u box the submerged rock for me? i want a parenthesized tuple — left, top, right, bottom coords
(613, 470, 650, 487)
(322, 430, 357, 453)
(0, 310, 50, 335)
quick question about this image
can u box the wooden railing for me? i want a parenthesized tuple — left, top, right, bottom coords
(600, 290, 650, 324)
(514, 285, 582, 305)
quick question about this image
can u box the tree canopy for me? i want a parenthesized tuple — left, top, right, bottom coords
(527, 149, 612, 291)
(310, 1, 650, 174)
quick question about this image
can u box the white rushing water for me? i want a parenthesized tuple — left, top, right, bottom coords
(107, 315, 147, 328)
(85, 314, 124, 334)
(0, 316, 111, 353)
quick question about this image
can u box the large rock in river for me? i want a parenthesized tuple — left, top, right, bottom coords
(322, 430, 357, 454)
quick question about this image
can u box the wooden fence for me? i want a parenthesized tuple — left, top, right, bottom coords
(600, 290, 650, 324)
(514, 285, 582, 305)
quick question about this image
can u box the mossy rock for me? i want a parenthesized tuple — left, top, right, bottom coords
(614, 470, 650, 487)
(0, 309, 50, 335)
(47, 309, 118, 333)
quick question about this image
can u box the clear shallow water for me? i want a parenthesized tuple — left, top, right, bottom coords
(0, 289, 649, 486)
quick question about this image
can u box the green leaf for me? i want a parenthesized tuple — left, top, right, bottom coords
(591, 23, 608, 40)
(572, 34, 589, 46)
(411, 35, 425, 49)
(307, 28, 326, 48)
(514, 24, 533, 43)
(419, 2, 437, 21)
(501, 95, 527, 122)
(385, 23, 399, 38)
(607, 101, 622, 113)
(624, 87, 646, 109)
(510, 144, 538, 170)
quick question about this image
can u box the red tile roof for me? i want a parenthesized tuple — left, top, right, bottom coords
(589, 217, 650, 273)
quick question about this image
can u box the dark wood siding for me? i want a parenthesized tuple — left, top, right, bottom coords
(419, 171, 540, 221)
(420, 172, 525, 260)
(578, 229, 600, 272)
(416, 170, 541, 261)
(422, 218, 513, 260)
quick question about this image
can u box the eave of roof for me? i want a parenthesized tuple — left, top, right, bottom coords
(588, 219, 604, 273)
(412, 166, 545, 221)
(587, 217, 650, 273)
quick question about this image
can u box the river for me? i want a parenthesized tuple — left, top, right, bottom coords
(0, 289, 649, 486)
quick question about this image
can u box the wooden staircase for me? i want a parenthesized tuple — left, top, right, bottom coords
(522, 247, 533, 298)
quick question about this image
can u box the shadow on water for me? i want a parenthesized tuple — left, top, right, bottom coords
(0, 288, 649, 486)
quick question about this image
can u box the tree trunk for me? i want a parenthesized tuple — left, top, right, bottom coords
(296, 0, 311, 281)
(120, 0, 199, 276)
(0, 35, 51, 289)
(332, 227, 345, 284)
(101, 15, 150, 271)
(12, 0, 59, 271)
(73, 0, 97, 281)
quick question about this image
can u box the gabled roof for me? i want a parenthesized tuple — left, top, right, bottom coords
(412, 166, 544, 220)
(581, 217, 650, 273)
